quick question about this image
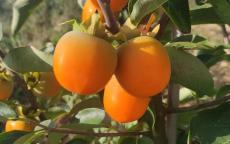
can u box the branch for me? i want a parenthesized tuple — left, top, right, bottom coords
(29, 120, 150, 137)
(166, 84, 179, 144)
(97, 0, 119, 34)
(150, 95, 168, 144)
(168, 95, 230, 113)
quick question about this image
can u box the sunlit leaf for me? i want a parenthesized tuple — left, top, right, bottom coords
(167, 48, 214, 96)
(0, 102, 17, 120)
(14, 131, 46, 144)
(75, 108, 105, 125)
(130, 0, 168, 25)
(3, 47, 53, 73)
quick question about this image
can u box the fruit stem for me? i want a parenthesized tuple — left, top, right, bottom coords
(96, 0, 119, 34)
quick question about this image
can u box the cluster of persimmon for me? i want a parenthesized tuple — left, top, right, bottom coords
(53, 31, 171, 123)
(0, 71, 61, 132)
(53, 0, 171, 123)
(1, 0, 170, 133)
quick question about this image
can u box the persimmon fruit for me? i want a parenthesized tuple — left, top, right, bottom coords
(53, 31, 117, 95)
(5, 120, 34, 132)
(0, 79, 13, 100)
(82, 0, 97, 22)
(104, 76, 150, 123)
(32, 72, 61, 97)
(90, 0, 128, 12)
(116, 36, 171, 97)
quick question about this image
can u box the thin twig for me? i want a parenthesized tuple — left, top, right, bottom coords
(168, 95, 230, 113)
(97, 0, 119, 34)
(29, 120, 150, 137)
(220, 24, 230, 45)
(220, 24, 230, 54)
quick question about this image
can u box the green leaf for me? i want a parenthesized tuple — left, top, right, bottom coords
(130, 0, 168, 25)
(67, 97, 103, 118)
(0, 131, 28, 144)
(67, 138, 88, 144)
(75, 108, 105, 125)
(45, 106, 66, 120)
(137, 137, 154, 144)
(190, 7, 224, 25)
(119, 137, 137, 144)
(177, 111, 197, 128)
(179, 87, 196, 103)
(128, 0, 138, 14)
(167, 34, 218, 49)
(163, 0, 191, 33)
(167, 48, 214, 96)
(34, 120, 55, 131)
(11, 0, 44, 35)
(216, 85, 230, 98)
(197, 47, 226, 67)
(208, 0, 230, 24)
(0, 22, 2, 41)
(190, 103, 230, 144)
(177, 130, 189, 144)
(0, 102, 17, 119)
(3, 47, 53, 73)
(48, 132, 65, 144)
(60, 19, 86, 32)
(14, 131, 46, 144)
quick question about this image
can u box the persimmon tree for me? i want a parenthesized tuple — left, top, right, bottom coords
(0, 0, 230, 144)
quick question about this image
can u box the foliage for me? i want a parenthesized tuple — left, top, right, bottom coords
(0, 0, 229, 143)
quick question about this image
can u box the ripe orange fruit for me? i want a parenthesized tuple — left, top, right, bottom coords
(90, 0, 128, 12)
(53, 31, 117, 95)
(0, 79, 13, 100)
(104, 76, 150, 123)
(32, 72, 61, 97)
(116, 36, 171, 97)
(5, 120, 34, 132)
(82, 0, 97, 22)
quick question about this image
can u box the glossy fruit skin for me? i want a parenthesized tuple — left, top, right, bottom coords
(5, 120, 34, 132)
(53, 31, 117, 95)
(116, 36, 171, 97)
(90, 0, 128, 12)
(0, 79, 13, 100)
(82, 0, 97, 22)
(32, 72, 61, 97)
(104, 76, 150, 123)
